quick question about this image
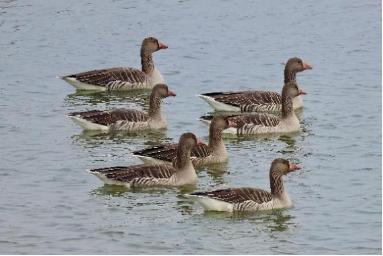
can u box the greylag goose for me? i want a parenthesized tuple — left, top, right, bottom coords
(132, 116, 229, 167)
(68, 84, 175, 132)
(60, 37, 167, 91)
(200, 58, 311, 135)
(89, 133, 202, 188)
(199, 57, 312, 112)
(186, 158, 301, 212)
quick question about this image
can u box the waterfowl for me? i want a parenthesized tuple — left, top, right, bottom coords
(186, 158, 301, 212)
(200, 58, 311, 136)
(199, 57, 312, 112)
(68, 84, 175, 132)
(89, 133, 201, 188)
(60, 37, 168, 91)
(133, 116, 229, 167)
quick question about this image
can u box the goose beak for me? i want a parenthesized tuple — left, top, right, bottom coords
(158, 42, 168, 50)
(196, 139, 204, 145)
(298, 89, 307, 95)
(289, 163, 301, 171)
(303, 62, 312, 70)
(167, 90, 176, 97)
(227, 119, 238, 128)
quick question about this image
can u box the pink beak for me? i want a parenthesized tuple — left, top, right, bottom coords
(289, 163, 301, 171)
(303, 62, 312, 70)
(158, 41, 168, 50)
(227, 119, 238, 128)
(167, 90, 176, 97)
(298, 88, 307, 95)
(196, 139, 204, 145)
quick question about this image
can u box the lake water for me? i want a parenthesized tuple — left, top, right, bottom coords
(0, 0, 381, 254)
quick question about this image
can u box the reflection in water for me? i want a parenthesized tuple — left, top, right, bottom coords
(65, 89, 150, 108)
(90, 184, 181, 197)
(202, 208, 295, 232)
(71, 129, 168, 147)
(201, 162, 229, 184)
(91, 184, 130, 197)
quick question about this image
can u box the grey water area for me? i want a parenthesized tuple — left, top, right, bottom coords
(0, 0, 381, 254)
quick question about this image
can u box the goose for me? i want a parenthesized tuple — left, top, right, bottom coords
(89, 133, 202, 188)
(200, 58, 311, 135)
(68, 84, 175, 132)
(59, 37, 168, 91)
(132, 116, 230, 167)
(186, 158, 301, 212)
(199, 57, 312, 112)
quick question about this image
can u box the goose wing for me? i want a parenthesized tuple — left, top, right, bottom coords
(133, 143, 212, 162)
(191, 187, 272, 204)
(227, 113, 280, 128)
(69, 108, 148, 126)
(89, 164, 176, 182)
(65, 67, 147, 88)
(202, 91, 281, 107)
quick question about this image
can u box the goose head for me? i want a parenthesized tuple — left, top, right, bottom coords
(270, 158, 301, 176)
(151, 83, 176, 99)
(141, 37, 168, 54)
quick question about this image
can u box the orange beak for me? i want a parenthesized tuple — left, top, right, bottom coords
(167, 90, 176, 97)
(289, 163, 301, 171)
(158, 41, 168, 50)
(303, 62, 312, 70)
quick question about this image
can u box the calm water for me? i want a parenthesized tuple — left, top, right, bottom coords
(0, 0, 381, 254)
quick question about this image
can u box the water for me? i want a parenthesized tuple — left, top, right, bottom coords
(0, 0, 381, 254)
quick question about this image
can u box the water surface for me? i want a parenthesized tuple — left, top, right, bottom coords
(0, 0, 381, 254)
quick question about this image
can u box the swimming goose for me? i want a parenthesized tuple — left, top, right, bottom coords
(60, 37, 168, 91)
(186, 158, 301, 212)
(89, 133, 202, 188)
(199, 57, 312, 112)
(132, 116, 229, 167)
(200, 58, 311, 135)
(68, 84, 175, 132)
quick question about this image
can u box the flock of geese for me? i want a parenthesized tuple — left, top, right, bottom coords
(60, 37, 312, 213)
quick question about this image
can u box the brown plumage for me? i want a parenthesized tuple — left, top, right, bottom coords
(202, 90, 282, 112)
(133, 116, 229, 166)
(189, 158, 301, 212)
(89, 164, 176, 183)
(192, 187, 273, 204)
(89, 132, 200, 187)
(68, 83, 175, 131)
(133, 143, 212, 162)
(199, 57, 312, 112)
(225, 113, 280, 128)
(60, 37, 168, 91)
(69, 108, 148, 126)
(65, 67, 147, 89)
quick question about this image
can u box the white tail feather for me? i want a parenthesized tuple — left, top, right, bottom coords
(185, 194, 234, 212)
(68, 115, 109, 131)
(198, 95, 240, 112)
